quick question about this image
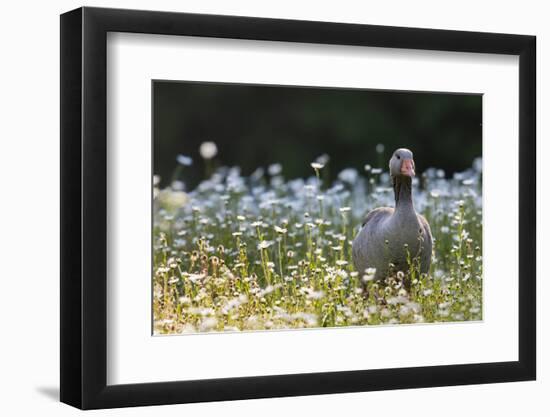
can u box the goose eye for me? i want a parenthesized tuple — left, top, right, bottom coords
(396, 155, 401, 159)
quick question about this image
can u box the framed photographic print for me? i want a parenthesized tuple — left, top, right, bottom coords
(60, 6, 536, 409)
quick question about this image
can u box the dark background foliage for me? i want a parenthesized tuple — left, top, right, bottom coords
(153, 81, 482, 189)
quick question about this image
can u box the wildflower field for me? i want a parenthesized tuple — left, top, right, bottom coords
(153, 148, 483, 334)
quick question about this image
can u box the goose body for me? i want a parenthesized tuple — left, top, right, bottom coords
(352, 149, 432, 281)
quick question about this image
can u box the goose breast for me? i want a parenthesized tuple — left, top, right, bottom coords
(352, 208, 432, 281)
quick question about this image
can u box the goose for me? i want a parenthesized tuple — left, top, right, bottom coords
(352, 148, 432, 282)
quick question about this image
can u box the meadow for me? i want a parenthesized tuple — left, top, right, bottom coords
(153, 146, 483, 334)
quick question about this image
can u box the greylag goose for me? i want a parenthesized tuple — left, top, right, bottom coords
(352, 148, 432, 282)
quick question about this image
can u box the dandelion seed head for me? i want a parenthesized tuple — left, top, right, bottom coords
(199, 141, 218, 159)
(268, 163, 282, 176)
(176, 154, 193, 166)
(316, 154, 330, 165)
(338, 168, 359, 184)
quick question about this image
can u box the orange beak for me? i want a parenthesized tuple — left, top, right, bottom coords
(400, 159, 415, 177)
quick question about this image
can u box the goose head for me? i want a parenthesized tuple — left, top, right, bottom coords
(389, 148, 415, 178)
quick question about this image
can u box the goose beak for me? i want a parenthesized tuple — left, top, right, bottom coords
(400, 159, 415, 177)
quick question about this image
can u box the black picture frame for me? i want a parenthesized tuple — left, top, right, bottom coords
(60, 6, 536, 410)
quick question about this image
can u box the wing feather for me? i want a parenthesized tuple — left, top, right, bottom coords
(361, 207, 393, 227)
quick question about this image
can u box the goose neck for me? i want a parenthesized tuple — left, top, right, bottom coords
(393, 175, 414, 212)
